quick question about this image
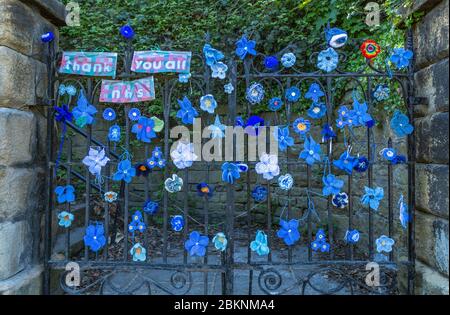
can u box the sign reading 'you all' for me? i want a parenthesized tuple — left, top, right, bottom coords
(59, 52, 118, 77)
(99, 77, 155, 103)
(131, 50, 192, 74)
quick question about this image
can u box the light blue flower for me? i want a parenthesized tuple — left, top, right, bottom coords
(307, 102, 327, 119)
(299, 136, 322, 166)
(376, 235, 395, 253)
(390, 48, 413, 69)
(399, 195, 410, 229)
(361, 186, 384, 211)
(235, 35, 257, 60)
(211, 62, 228, 79)
(171, 215, 184, 231)
(246, 82, 265, 104)
(305, 83, 325, 103)
(281, 52, 296, 67)
(335, 105, 355, 129)
(58, 211, 74, 228)
(317, 47, 338, 72)
(131, 117, 157, 143)
(176, 96, 199, 125)
(72, 90, 97, 128)
(285, 86, 301, 102)
(178, 73, 191, 83)
(278, 173, 294, 191)
(82, 147, 110, 176)
(292, 117, 311, 135)
(322, 174, 344, 196)
(185, 231, 209, 257)
(165, 174, 183, 193)
(352, 98, 372, 126)
(255, 153, 280, 180)
(130, 243, 146, 262)
(224, 83, 234, 94)
(66, 85, 77, 96)
(200, 94, 218, 114)
(203, 44, 224, 66)
(55, 185, 75, 203)
(250, 230, 270, 256)
(274, 126, 294, 151)
(373, 84, 390, 102)
(113, 159, 136, 183)
(170, 142, 198, 169)
(212, 232, 227, 251)
(209, 115, 226, 139)
(332, 192, 349, 208)
(345, 229, 360, 244)
(268, 97, 283, 111)
(83, 223, 106, 252)
(108, 124, 121, 142)
(251, 186, 268, 202)
(333, 151, 358, 175)
(222, 162, 247, 184)
(390, 110, 413, 137)
(276, 219, 300, 246)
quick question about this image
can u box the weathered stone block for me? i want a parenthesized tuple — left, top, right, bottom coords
(416, 163, 449, 218)
(415, 260, 449, 295)
(415, 112, 449, 164)
(0, 108, 36, 166)
(0, 45, 47, 107)
(0, 220, 29, 280)
(0, 265, 42, 295)
(414, 58, 449, 113)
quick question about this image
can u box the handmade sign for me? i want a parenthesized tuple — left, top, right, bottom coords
(59, 52, 118, 77)
(99, 77, 155, 103)
(131, 50, 192, 74)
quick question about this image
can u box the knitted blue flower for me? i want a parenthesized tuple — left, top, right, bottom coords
(245, 115, 265, 136)
(178, 73, 191, 83)
(335, 105, 354, 129)
(54, 104, 73, 123)
(325, 27, 348, 48)
(353, 156, 369, 172)
(390, 110, 413, 137)
(311, 229, 330, 252)
(58, 211, 74, 228)
(171, 215, 184, 232)
(200, 94, 218, 113)
(376, 235, 395, 253)
(176, 96, 198, 125)
(380, 147, 397, 161)
(264, 56, 279, 70)
(250, 230, 270, 256)
(209, 115, 226, 139)
(113, 159, 136, 183)
(251, 186, 268, 202)
(390, 48, 413, 69)
(332, 192, 349, 208)
(321, 124, 336, 141)
(41, 31, 54, 43)
(143, 199, 159, 215)
(165, 174, 183, 193)
(293, 117, 310, 135)
(212, 232, 227, 252)
(235, 35, 257, 60)
(130, 243, 146, 262)
(373, 84, 390, 102)
(102, 108, 116, 121)
(128, 211, 146, 233)
(345, 229, 360, 244)
(307, 102, 327, 119)
(391, 154, 407, 165)
(203, 44, 224, 66)
(285, 86, 301, 102)
(352, 98, 373, 127)
(147, 146, 166, 169)
(185, 231, 209, 257)
(224, 83, 234, 94)
(222, 162, 247, 184)
(299, 136, 322, 166)
(83, 223, 106, 252)
(305, 83, 325, 103)
(322, 174, 344, 196)
(246, 82, 265, 104)
(275, 126, 294, 151)
(268, 97, 283, 111)
(128, 108, 141, 121)
(131, 117, 157, 143)
(278, 174, 294, 191)
(211, 62, 228, 79)
(317, 48, 338, 72)
(281, 52, 296, 67)
(108, 124, 121, 142)
(197, 182, 213, 198)
(72, 90, 97, 128)
(120, 25, 134, 39)
(276, 219, 300, 246)
(361, 186, 384, 211)
(55, 185, 75, 203)
(333, 151, 358, 175)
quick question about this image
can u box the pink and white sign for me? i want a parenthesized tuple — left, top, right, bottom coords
(99, 77, 155, 103)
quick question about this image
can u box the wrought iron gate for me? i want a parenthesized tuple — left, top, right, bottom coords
(43, 31, 416, 295)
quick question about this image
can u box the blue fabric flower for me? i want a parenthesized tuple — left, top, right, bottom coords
(268, 97, 283, 111)
(171, 215, 184, 232)
(335, 105, 354, 129)
(390, 110, 413, 137)
(307, 102, 327, 119)
(212, 232, 227, 251)
(131, 117, 156, 143)
(317, 48, 338, 72)
(72, 90, 97, 128)
(250, 230, 270, 256)
(203, 44, 224, 66)
(102, 108, 116, 121)
(222, 162, 247, 184)
(305, 83, 325, 103)
(390, 48, 413, 69)
(380, 147, 397, 161)
(345, 229, 360, 244)
(55, 185, 75, 203)
(353, 156, 369, 172)
(184, 231, 209, 257)
(311, 229, 330, 252)
(65, 85, 77, 96)
(82, 147, 110, 176)
(398, 195, 410, 229)
(113, 159, 136, 183)
(281, 52, 296, 67)
(54, 104, 73, 123)
(245, 115, 265, 136)
(130, 243, 146, 262)
(376, 235, 395, 253)
(278, 174, 294, 191)
(179, 73, 191, 83)
(246, 82, 265, 104)
(235, 35, 257, 60)
(391, 154, 407, 165)
(176, 96, 199, 125)
(108, 124, 121, 142)
(83, 223, 106, 252)
(143, 199, 159, 215)
(325, 27, 348, 48)
(274, 126, 294, 151)
(128, 108, 141, 121)
(299, 136, 322, 166)
(200, 94, 218, 114)
(120, 25, 134, 39)
(146, 146, 166, 169)
(209, 115, 226, 139)
(321, 124, 336, 141)
(128, 211, 146, 233)
(264, 56, 279, 70)
(197, 182, 213, 198)
(361, 186, 384, 211)
(352, 98, 372, 127)
(41, 32, 54, 43)
(322, 174, 344, 196)
(211, 62, 228, 79)
(235, 116, 245, 127)
(165, 174, 183, 193)
(251, 186, 268, 202)
(58, 211, 74, 228)
(373, 84, 390, 102)
(276, 219, 300, 246)
(332, 192, 349, 208)
(285, 86, 301, 102)
(224, 83, 234, 94)
(293, 117, 310, 135)
(333, 151, 358, 175)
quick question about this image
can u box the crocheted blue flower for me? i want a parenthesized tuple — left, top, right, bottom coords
(332, 192, 349, 208)
(165, 174, 183, 193)
(128, 108, 141, 121)
(275, 126, 294, 151)
(376, 235, 395, 253)
(171, 215, 184, 232)
(322, 174, 344, 196)
(380, 147, 397, 161)
(209, 115, 226, 139)
(325, 27, 348, 48)
(143, 199, 159, 215)
(305, 83, 325, 103)
(251, 186, 268, 202)
(293, 117, 310, 135)
(264, 55, 279, 70)
(178, 73, 191, 83)
(146, 146, 166, 169)
(176, 96, 199, 125)
(113, 159, 136, 183)
(311, 229, 330, 252)
(390, 110, 413, 137)
(345, 229, 360, 244)
(130, 243, 146, 262)
(317, 47, 338, 72)
(200, 94, 218, 113)
(41, 31, 54, 43)
(222, 162, 247, 184)
(307, 102, 327, 119)
(224, 83, 234, 94)
(54, 104, 73, 123)
(373, 84, 390, 102)
(135, 162, 150, 177)
(278, 174, 294, 191)
(285, 86, 301, 102)
(72, 90, 97, 128)
(83, 223, 106, 252)
(203, 44, 224, 66)
(108, 124, 121, 142)
(250, 230, 270, 256)
(185, 231, 209, 257)
(131, 117, 156, 143)
(55, 185, 75, 203)
(197, 182, 213, 198)
(212, 232, 227, 252)
(82, 148, 110, 176)
(335, 105, 354, 129)
(245, 115, 265, 136)
(281, 52, 296, 67)
(333, 151, 358, 174)
(102, 108, 116, 121)
(235, 35, 257, 60)
(352, 98, 373, 127)
(276, 219, 300, 246)
(211, 62, 228, 79)
(390, 48, 413, 69)
(246, 82, 265, 104)
(321, 124, 336, 141)
(268, 97, 283, 111)
(361, 186, 384, 211)
(120, 25, 134, 39)
(299, 136, 322, 166)
(58, 211, 74, 228)
(128, 211, 146, 233)
(353, 156, 369, 172)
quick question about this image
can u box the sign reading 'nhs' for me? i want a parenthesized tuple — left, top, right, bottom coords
(59, 52, 118, 77)
(131, 50, 192, 74)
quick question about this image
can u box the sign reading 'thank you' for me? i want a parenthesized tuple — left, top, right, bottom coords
(99, 77, 155, 103)
(59, 52, 118, 77)
(131, 50, 192, 74)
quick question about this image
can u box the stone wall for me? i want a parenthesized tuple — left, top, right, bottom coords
(0, 0, 65, 294)
(410, 0, 449, 295)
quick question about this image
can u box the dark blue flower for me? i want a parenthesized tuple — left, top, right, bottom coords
(268, 97, 283, 111)
(41, 32, 54, 43)
(307, 102, 327, 119)
(83, 223, 106, 252)
(197, 182, 213, 198)
(333, 151, 358, 175)
(113, 159, 136, 183)
(311, 229, 330, 252)
(325, 27, 348, 48)
(120, 25, 135, 39)
(128, 108, 141, 121)
(245, 115, 264, 136)
(235, 35, 257, 60)
(285, 86, 301, 102)
(222, 162, 244, 184)
(264, 56, 279, 70)
(143, 199, 159, 215)
(345, 229, 360, 244)
(171, 215, 184, 232)
(135, 163, 150, 176)
(390, 110, 413, 137)
(55, 185, 75, 203)
(305, 83, 325, 103)
(176, 96, 198, 125)
(354, 156, 369, 172)
(332, 192, 349, 208)
(390, 48, 413, 69)
(299, 136, 322, 166)
(203, 44, 224, 66)
(131, 117, 157, 143)
(108, 124, 121, 142)
(251, 186, 268, 202)
(184, 231, 209, 257)
(321, 124, 336, 141)
(54, 104, 73, 123)
(103, 108, 116, 121)
(391, 154, 407, 165)
(276, 219, 300, 246)
(235, 116, 245, 127)
(275, 126, 294, 151)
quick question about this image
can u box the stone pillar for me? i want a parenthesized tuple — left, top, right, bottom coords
(0, 0, 65, 294)
(410, 0, 449, 295)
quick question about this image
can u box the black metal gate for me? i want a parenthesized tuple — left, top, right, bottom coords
(43, 31, 416, 295)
